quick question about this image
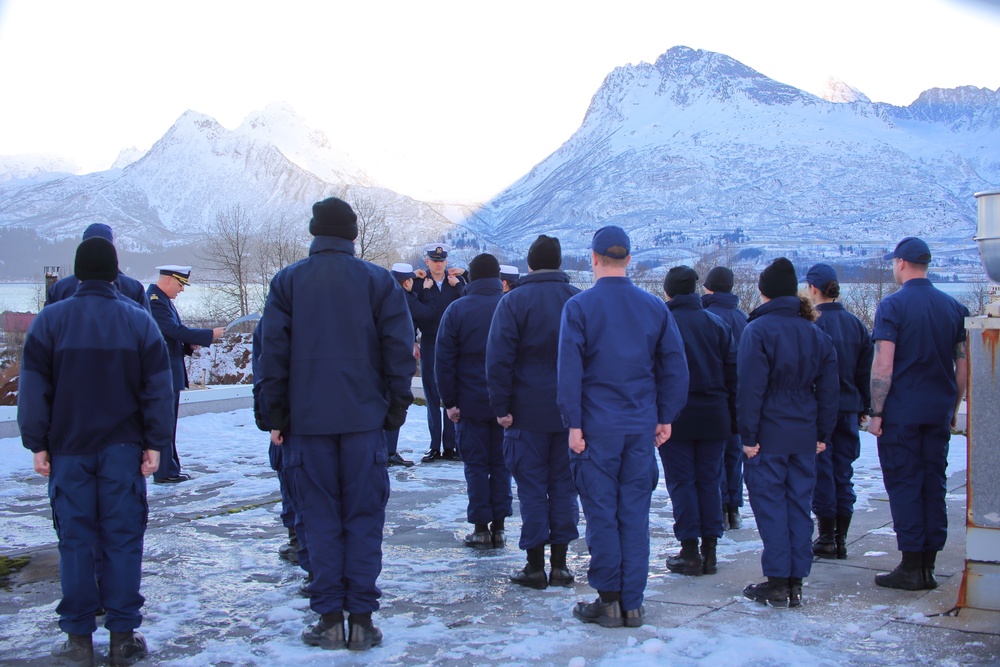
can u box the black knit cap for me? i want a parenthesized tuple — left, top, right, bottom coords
(664, 265, 698, 297)
(527, 234, 561, 270)
(468, 253, 501, 282)
(75, 237, 118, 282)
(703, 266, 734, 293)
(758, 257, 799, 298)
(309, 197, 358, 240)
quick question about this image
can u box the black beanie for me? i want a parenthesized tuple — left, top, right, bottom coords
(469, 253, 501, 282)
(758, 257, 799, 298)
(664, 265, 698, 297)
(75, 237, 118, 282)
(309, 197, 358, 240)
(527, 234, 561, 270)
(703, 266, 735, 293)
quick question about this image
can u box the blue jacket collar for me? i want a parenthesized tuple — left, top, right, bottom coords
(517, 270, 571, 285)
(309, 236, 356, 256)
(74, 281, 119, 299)
(666, 293, 703, 311)
(702, 292, 739, 309)
(816, 301, 845, 311)
(902, 277, 932, 289)
(748, 295, 801, 322)
(465, 277, 503, 296)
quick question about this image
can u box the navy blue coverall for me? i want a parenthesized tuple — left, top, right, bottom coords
(557, 276, 689, 612)
(872, 278, 968, 553)
(661, 293, 737, 542)
(18, 281, 174, 635)
(436, 277, 513, 526)
(737, 296, 838, 579)
(146, 282, 215, 480)
(412, 273, 467, 455)
(811, 302, 873, 518)
(702, 291, 748, 509)
(486, 270, 581, 550)
(261, 236, 415, 615)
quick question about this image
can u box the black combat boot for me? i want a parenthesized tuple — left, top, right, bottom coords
(109, 630, 148, 666)
(572, 591, 624, 628)
(464, 523, 493, 548)
(302, 611, 346, 650)
(347, 612, 383, 651)
(298, 572, 313, 597)
(51, 633, 94, 667)
(727, 505, 742, 530)
(666, 539, 703, 576)
(813, 516, 838, 558)
(279, 527, 299, 563)
(875, 551, 924, 591)
(743, 577, 791, 608)
(788, 577, 803, 608)
(923, 550, 939, 590)
(835, 514, 852, 559)
(722, 503, 731, 530)
(549, 543, 575, 586)
(491, 519, 506, 548)
(700, 536, 718, 575)
(510, 546, 547, 590)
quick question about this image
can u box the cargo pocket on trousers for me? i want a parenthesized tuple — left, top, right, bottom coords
(47, 480, 61, 539)
(135, 477, 149, 529)
(502, 429, 521, 476)
(374, 441, 390, 507)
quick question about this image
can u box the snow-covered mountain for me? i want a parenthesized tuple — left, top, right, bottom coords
(0, 103, 461, 255)
(0, 154, 81, 184)
(462, 46, 997, 268)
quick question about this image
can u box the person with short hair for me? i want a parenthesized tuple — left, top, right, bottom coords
(804, 263, 874, 560)
(739, 258, 838, 608)
(436, 253, 513, 548)
(45, 223, 151, 312)
(486, 235, 581, 589)
(701, 266, 749, 530)
(147, 265, 225, 483)
(411, 243, 467, 462)
(660, 265, 737, 577)
(868, 237, 968, 591)
(19, 237, 174, 666)
(261, 197, 416, 650)
(558, 226, 688, 629)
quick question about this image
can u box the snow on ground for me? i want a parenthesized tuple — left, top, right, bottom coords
(0, 406, 974, 665)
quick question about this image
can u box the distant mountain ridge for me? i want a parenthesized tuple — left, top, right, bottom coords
(461, 46, 998, 270)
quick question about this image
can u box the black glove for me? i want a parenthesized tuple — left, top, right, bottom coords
(383, 396, 414, 431)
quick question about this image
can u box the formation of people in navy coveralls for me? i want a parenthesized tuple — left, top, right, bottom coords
(18, 189, 970, 659)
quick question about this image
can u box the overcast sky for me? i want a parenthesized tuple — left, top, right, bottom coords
(0, 0, 997, 201)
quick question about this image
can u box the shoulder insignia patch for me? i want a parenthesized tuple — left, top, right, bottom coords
(150, 294, 159, 300)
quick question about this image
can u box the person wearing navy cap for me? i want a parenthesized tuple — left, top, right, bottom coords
(487, 234, 581, 589)
(436, 253, 513, 548)
(739, 258, 838, 608)
(45, 223, 151, 312)
(411, 243, 468, 463)
(701, 266, 749, 530)
(261, 197, 415, 650)
(558, 226, 689, 628)
(805, 263, 873, 560)
(499, 265, 520, 292)
(19, 237, 174, 666)
(660, 266, 737, 577)
(869, 237, 968, 591)
(147, 265, 225, 483)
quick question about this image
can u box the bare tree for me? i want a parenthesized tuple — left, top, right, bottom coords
(252, 214, 310, 310)
(844, 256, 898, 330)
(352, 191, 395, 266)
(197, 205, 258, 320)
(960, 269, 993, 316)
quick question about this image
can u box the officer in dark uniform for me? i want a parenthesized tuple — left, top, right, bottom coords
(738, 258, 838, 607)
(558, 226, 688, 629)
(411, 243, 467, 462)
(261, 197, 415, 651)
(436, 254, 513, 548)
(701, 266, 748, 529)
(19, 237, 174, 666)
(147, 266, 224, 483)
(660, 266, 737, 577)
(869, 237, 968, 591)
(805, 263, 874, 559)
(486, 235, 581, 590)
(45, 223, 150, 312)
